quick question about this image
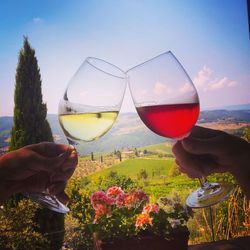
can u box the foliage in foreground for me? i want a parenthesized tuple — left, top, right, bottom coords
(0, 199, 49, 250)
(188, 185, 250, 243)
(65, 130, 250, 247)
(65, 172, 191, 249)
(65, 173, 140, 249)
(91, 187, 190, 242)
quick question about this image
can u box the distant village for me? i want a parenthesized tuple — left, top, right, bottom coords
(0, 138, 9, 155)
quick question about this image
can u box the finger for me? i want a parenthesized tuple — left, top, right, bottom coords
(61, 150, 78, 172)
(181, 130, 227, 156)
(173, 141, 217, 177)
(51, 167, 75, 183)
(172, 140, 184, 156)
(26, 142, 75, 158)
(48, 180, 69, 204)
(175, 159, 188, 175)
(57, 191, 70, 204)
(189, 126, 221, 139)
(21, 172, 50, 193)
(175, 158, 196, 178)
(33, 147, 77, 173)
(177, 164, 198, 178)
(48, 151, 78, 183)
(49, 182, 69, 204)
(173, 142, 202, 177)
(47, 149, 78, 174)
(49, 181, 66, 196)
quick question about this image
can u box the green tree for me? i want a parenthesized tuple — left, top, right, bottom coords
(138, 169, 148, 186)
(168, 162, 181, 178)
(8, 37, 64, 249)
(100, 171, 137, 191)
(91, 152, 94, 161)
(116, 150, 122, 161)
(242, 127, 250, 142)
(9, 37, 53, 150)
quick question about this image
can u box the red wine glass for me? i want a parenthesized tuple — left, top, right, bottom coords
(127, 51, 233, 208)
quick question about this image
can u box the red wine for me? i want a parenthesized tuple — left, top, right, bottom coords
(136, 103, 199, 139)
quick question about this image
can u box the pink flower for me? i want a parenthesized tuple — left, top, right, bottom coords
(124, 190, 149, 208)
(91, 191, 114, 223)
(91, 191, 114, 210)
(142, 204, 159, 214)
(116, 192, 127, 208)
(106, 186, 124, 198)
(136, 190, 149, 202)
(135, 213, 153, 228)
(93, 207, 112, 223)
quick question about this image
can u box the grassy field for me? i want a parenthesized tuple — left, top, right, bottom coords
(81, 156, 199, 201)
(90, 158, 172, 179)
(139, 142, 173, 155)
(74, 142, 199, 201)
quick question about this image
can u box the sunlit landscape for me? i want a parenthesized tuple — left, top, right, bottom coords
(0, 0, 249, 249)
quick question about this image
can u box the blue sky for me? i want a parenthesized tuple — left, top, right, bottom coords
(0, 0, 249, 116)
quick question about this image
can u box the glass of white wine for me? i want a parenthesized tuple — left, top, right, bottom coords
(57, 57, 127, 211)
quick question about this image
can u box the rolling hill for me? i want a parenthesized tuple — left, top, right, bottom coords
(0, 107, 249, 154)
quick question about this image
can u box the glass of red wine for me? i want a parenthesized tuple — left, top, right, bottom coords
(127, 51, 233, 208)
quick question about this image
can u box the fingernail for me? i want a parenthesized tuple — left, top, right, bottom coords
(58, 152, 67, 157)
(71, 149, 77, 154)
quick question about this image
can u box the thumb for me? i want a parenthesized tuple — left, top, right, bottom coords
(181, 136, 222, 155)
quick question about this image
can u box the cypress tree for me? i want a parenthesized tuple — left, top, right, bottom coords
(9, 37, 64, 249)
(10, 37, 53, 149)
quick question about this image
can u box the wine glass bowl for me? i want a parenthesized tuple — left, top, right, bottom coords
(58, 57, 126, 145)
(127, 51, 199, 140)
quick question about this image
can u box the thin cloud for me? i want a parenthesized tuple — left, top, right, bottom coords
(33, 17, 44, 24)
(193, 66, 237, 91)
(228, 80, 237, 87)
(193, 65, 212, 87)
(153, 81, 172, 95)
(179, 82, 194, 94)
(209, 77, 228, 90)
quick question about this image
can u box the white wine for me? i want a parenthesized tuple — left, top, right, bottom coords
(59, 111, 118, 142)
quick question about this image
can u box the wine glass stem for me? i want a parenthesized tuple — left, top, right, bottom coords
(198, 176, 210, 189)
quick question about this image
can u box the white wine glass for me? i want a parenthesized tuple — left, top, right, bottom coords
(57, 57, 126, 211)
(127, 51, 233, 208)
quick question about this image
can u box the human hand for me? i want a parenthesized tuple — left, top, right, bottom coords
(172, 126, 250, 179)
(0, 142, 78, 204)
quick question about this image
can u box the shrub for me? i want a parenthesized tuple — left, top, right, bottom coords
(0, 199, 49, 250)
(168, 162, 181, 178)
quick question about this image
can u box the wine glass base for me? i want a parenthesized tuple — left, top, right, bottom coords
(186, 182, 234, 208)
(26, 192, 70, 213)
